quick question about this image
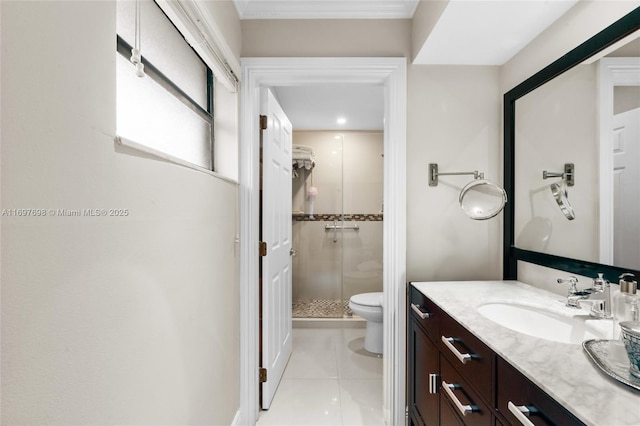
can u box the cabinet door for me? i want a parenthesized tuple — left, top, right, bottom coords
(409, 319, 439, 426)
(496, 357, 585, 426)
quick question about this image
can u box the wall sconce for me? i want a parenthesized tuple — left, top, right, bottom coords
(543, 163, 575, 220)
(542, 163, 574, 186)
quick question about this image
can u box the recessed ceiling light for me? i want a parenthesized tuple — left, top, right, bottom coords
(336, 117, 347, 125)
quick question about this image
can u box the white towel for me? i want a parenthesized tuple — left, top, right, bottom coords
(292, 145, 316, 170)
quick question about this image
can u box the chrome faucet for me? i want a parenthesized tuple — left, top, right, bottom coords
(557, 276, 593, 308)
(557, 274, 613, 319)
(584, 273, 613, 319)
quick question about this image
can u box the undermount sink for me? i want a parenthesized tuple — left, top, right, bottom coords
(477, 302, 612, 344)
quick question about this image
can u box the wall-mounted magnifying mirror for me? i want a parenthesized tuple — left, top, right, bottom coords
(459, 179, 508, 220)
(429, 163, 507, 220)
(542, 163, 576, 220)
(550, 181, 575, 220)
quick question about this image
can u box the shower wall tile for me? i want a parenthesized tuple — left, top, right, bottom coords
(342, 132, 383, 214)
(292, 132, 343, 215)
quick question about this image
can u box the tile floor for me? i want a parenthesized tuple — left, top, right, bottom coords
(257, 326, 385, 426)
(291, 299, 353, 318)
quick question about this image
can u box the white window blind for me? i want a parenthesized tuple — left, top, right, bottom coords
(116, 0, 214, 170)
(155, 0, 240, 93)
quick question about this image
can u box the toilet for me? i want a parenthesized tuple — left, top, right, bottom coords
(349, 292, 383, 354)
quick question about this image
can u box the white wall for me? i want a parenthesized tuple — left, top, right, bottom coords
(202, 0, 242, 63)
(614, 86, 640, 114)
(411, 0, 449, 62)
(514, 62, 599, 262)
(215, 78, 240, 179)
(501, 1, 640, 93)
(242, 18, 412, 58)
(241, 21, 504, 282)
(407, 65, 502, 280)
(1, 1, 240, 424)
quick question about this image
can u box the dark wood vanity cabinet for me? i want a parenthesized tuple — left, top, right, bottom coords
(409, 285, 494, 426)
(408, 284, 585, 426)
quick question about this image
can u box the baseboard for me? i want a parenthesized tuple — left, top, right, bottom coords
(293, 317, 366, 328)
(230, 409, 241, 426)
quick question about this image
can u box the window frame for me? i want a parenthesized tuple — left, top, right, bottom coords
(116, 1, 215, 171)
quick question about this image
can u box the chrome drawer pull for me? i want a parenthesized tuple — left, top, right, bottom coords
(428, 373, 439, 394)
(442, 381, 475, 416)
(441, 336, 472, 364)
(411, 303, 431, 319)
(508, 401, 537, 426)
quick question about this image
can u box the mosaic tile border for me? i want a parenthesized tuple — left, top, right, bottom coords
(292, 213, 383, 222)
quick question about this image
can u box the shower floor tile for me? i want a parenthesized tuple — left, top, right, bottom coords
(292, 299, 353, 318)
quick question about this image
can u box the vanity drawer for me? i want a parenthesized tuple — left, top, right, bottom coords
(439, 311, 494, 404)
(440, 394, 465, 426)
(496, 356, 585, 426)
(440, 355, 493, 426)
(410, 285, 440, 340)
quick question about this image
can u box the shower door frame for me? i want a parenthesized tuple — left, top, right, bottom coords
(238, 57, 407, 426)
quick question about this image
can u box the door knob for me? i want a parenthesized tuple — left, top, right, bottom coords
(290, 248, 296, 256)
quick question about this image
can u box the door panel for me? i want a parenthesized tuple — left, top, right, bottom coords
(613, 108, 640, 269)
(261, 88, 293, 409)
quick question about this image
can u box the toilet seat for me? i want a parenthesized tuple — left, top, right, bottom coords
(349, 292, 383, 354)
(350, 292, 382, 307)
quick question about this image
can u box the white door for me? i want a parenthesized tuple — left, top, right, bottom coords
(261, 88, 293, 409)
(612, 107, 640, 269)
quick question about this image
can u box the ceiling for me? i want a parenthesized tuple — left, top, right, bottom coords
(233, 0, 420, 20)
(234, 0, 579, 130)
(414, 0, 579, 65)
(273, 85, 384, 130)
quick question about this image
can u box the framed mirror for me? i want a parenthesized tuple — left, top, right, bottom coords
(504, 7, 640, 282)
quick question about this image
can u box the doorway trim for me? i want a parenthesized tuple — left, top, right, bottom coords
(238, 57, 407, 425)
(598, 57, 640, 264)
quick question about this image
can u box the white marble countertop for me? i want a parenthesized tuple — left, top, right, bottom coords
(411, 280, 640, 426)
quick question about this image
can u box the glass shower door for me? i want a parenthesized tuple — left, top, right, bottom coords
(291, 131, 384, 318)
(341, 131, 384, 310)
(291, 133, 344, 318)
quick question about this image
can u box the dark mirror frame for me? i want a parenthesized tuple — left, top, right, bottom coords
(503, 7, 640, 283)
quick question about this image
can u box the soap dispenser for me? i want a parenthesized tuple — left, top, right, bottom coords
(593, 272, 606, 291)
(614, 273, 638, 324)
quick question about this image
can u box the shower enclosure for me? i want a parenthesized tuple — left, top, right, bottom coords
(291, 131, 383, 318)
